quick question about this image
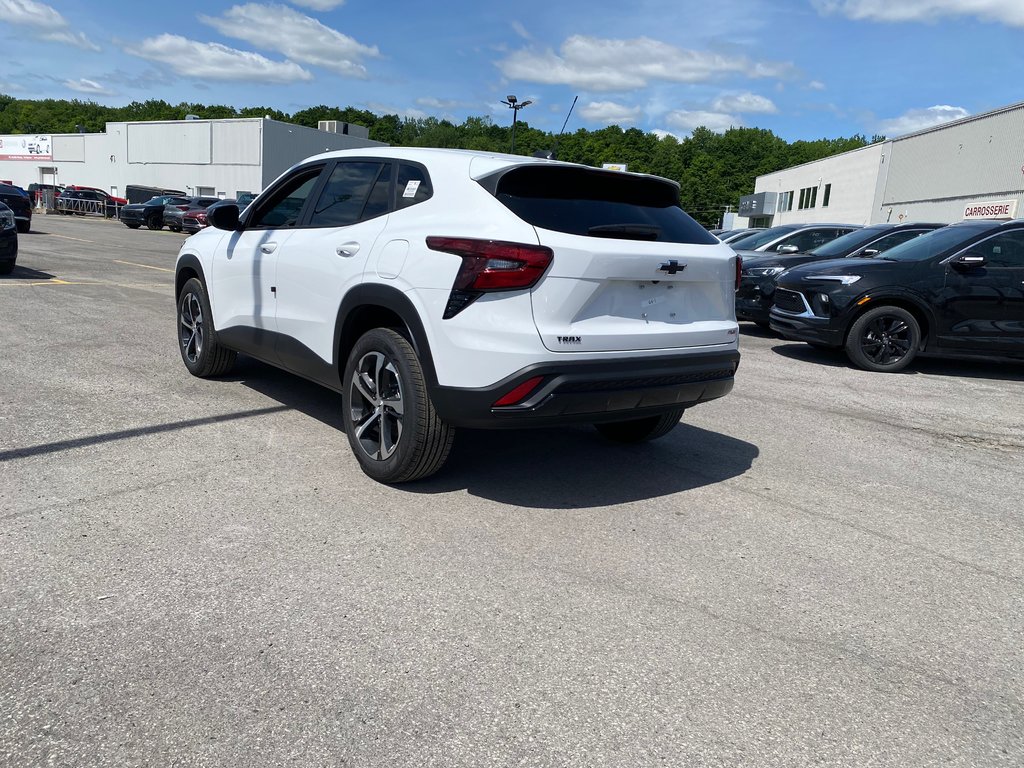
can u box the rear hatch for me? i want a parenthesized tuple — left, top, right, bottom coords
(483, 165, 737, 352)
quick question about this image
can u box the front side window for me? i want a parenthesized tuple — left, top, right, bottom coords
(966, 230, 1024, 267)
(778, 228, 837, 252)
(249, 166, 323, 229)
(731, 225, 799, 250)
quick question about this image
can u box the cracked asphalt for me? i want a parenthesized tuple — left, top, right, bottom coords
(1, 215, 1022, 767)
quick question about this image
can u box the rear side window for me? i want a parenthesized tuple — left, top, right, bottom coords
(309, 161, 390, 228)
(486, 166, 716, 244)
(396, 164, 432, 210)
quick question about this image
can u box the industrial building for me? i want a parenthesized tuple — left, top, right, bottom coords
(735, 100, 1024, 228)
(0, 117, 383, 201)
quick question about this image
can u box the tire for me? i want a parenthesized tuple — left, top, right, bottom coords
(16, 221, 29, 234)
(845, 305, 920, 372)
(176, 277, 236, 377)
(146, 215, 162, 230)
(125, 222, 141, 229)
(594, 407, 685, 443)
(342, 328, 454, 483)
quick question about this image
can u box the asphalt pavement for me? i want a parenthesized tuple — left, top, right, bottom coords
(1, 214, 1022, 767)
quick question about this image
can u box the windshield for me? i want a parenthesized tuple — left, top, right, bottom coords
(875, 224, 989, 262)
(808, 227, 889, 258)
(729, 225, 798, 250)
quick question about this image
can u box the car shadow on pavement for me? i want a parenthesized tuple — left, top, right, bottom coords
(772, 341, 1024, 381)
(231, 356, 759, 507)
(739, 322, 778, 339)
(411, 425, 759, 507)
(1, 265, 55, 280)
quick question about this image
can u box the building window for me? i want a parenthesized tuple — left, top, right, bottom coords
(798, 186, 818, 210)
(778, 191, 794, 212)
(822, 184, 831, 207)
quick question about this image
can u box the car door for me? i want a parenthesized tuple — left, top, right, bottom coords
(208, 164, 327, 361)
(937, 229, 1024, 354)
(273, 160, 394, 385)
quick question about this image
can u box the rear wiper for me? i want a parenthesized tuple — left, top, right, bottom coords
(588, 224, 660, 241)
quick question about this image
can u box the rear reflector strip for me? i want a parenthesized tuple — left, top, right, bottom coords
(493, 376, 545, 407)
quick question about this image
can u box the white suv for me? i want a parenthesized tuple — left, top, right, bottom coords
(175, 148, 740, 483)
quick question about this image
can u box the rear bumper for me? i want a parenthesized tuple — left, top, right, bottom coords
(769, 308, 844, 347)
(429, 349, 740, 429)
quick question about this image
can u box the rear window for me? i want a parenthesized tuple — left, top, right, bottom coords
(485, 166, 716, 245)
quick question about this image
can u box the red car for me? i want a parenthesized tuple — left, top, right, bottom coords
(63, 185, 128, 206)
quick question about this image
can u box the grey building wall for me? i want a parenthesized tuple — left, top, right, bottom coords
(261, 119, 382, 189)
(873, 103, 1024, 223)
(0, 117, 385, 200)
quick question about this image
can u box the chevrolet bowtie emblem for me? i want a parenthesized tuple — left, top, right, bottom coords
(658, 260, 685, 275)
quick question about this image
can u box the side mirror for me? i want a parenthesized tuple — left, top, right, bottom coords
(860, 248, 880, 257)
(776, 244, 799, 254)
(952, 252, 986, 270)
(209, 203, 241, 231)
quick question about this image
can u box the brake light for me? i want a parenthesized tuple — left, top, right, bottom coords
(427, 236, 553, 318)
(735, 255, 742, 290)
(493, 376, 545, 407)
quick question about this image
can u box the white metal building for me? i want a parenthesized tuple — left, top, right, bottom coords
(0, 117, 383, 200)
(736, 101, 1024, 228)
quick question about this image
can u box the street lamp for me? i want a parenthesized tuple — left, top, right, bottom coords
(501, 94, 533, 154)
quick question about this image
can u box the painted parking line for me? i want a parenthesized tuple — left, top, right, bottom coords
(113, 260, 173, 273)
(44, 233, 96, 244)
(0, 280, 100, 287)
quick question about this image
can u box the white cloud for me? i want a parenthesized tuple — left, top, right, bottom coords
(511, 21, 532, 40)
(415, 97, 465, 110)
(200, 3, 379, 78)
(579, 100, 643, 125)
(808, 80, 827, 90)
(0, 0, 99, 50)
(64, 78, 115, 96)
(652, 129, 684, 141)
(877, 104, 970, 135)
(666, 109, 740, 133)
(711, 92, 777, 114)
(125, 34, 312, 83)
(290, 0, 345, 8)
(814, 0, 1024, 25)
(498, 35, 792, 91)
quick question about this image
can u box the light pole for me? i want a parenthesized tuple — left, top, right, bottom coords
(501, 95, 532, 154)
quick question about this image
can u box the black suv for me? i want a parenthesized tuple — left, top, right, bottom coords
(736, 222, 944, 325)
(770, 220, 1024, 371)
(0, 184, 31, 233)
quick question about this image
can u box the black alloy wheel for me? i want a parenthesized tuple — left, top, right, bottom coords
(146, 214, 162, 230)
(845, 305, 920, 373)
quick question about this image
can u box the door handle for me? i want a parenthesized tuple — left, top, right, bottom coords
(260, 243, 277, 254)
(337, 242, 360, 257)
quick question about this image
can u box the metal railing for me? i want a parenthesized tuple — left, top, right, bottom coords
(54, 197, 118, 218)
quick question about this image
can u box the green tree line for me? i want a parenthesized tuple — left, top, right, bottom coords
(0, 94, 879, 226)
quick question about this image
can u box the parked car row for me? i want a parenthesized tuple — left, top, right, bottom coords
(0, 183, 32, 233)
(119, 192, 256, 233)
(724, 220, 1024, 372)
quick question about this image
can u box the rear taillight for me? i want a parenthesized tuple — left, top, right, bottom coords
(196, 213, 207, 222)
(735, 255, 742, 291)
(426, 236, 553, 319)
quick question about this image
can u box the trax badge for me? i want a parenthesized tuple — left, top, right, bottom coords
(659, 260, 685, 275)
(557, 336, 582, 344)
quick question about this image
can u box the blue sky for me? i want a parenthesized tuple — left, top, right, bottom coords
(1, 0, 1023, 141)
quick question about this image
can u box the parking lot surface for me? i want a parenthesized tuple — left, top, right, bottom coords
(2, 215, 1022, 767)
